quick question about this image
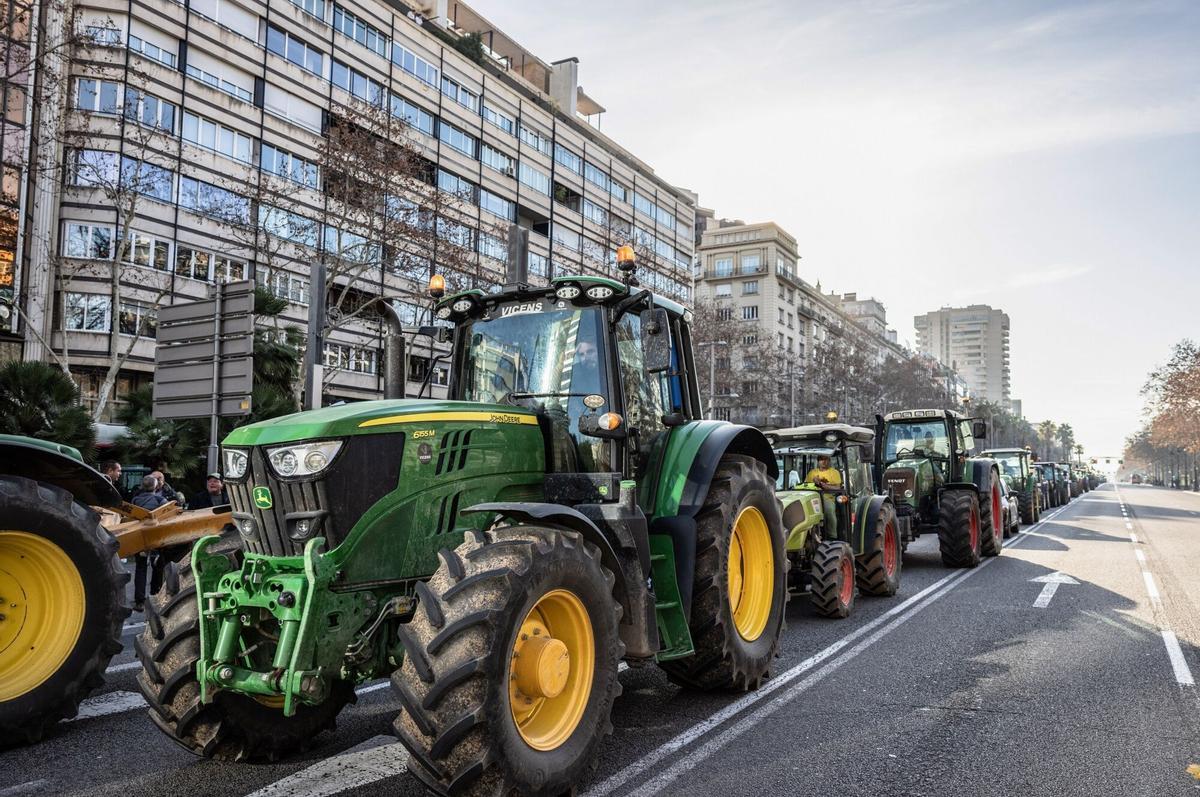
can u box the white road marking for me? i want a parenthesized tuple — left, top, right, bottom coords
(1029, 572, 1079, 609)
(1125, 522, 1133, 530)
(123, 621, 145, 633)
(69, 690, 146, 721)
(586, 512, 1061, 797)
(1130, 532, 1139, 544)
(0, 780, 50, 797)
(1133, 549, 1146, 564)
(1161, 631, 1196, 686)
(244, 735, 407, 797)
(105, 660, 141, 675)
(1142, 571, 1160, 600)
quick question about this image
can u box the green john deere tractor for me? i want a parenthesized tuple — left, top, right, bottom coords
(137, 256, 788, 795)
(982, 447, 1041, 525)
(875, 409, 1004, 568)
(769, 423, 902, 618)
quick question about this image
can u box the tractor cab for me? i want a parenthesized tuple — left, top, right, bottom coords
(982, 448, 1031, 491)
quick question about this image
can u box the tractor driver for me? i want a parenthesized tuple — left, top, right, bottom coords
(806, 454, 842, 488)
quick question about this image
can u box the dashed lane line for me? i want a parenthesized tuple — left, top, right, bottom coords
(1162, 631, 1197, 687)
(244, 735, 406, 797)
(587, 505, 1068, 797)
(68, 691, 146, 721)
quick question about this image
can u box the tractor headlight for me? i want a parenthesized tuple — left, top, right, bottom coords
(451, 298, 474, 313)
(585, 285, 614, 301)
(223, 449, 249, 480)
(904, 489, 914, 498)
(266, 441, 343, 478)
(555, 285, 581, 300)
(435, 305, 452, 320)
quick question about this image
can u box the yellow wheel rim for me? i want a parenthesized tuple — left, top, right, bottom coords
(727, 506, 774, 642)
(508, 589, 594, 751)
(0, 531, 86, 701)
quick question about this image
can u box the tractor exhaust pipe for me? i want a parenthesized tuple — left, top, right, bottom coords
(375, 300, 406, 400)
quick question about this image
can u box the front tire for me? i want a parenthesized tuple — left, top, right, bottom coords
(0, 476, 128, 746)
(137, 542, 353, 761)
(855, 503, 901, 597)
(660, 455, 787, 691)
(1018, 487, 1037, 525)
(811, 541, 856, 618)
(393, 527, 622, 797)
(938, 489, 981, 568)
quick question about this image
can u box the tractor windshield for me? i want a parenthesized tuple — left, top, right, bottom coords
(458, 303, 613, 472)
(884, 420, 949, 463)
(992, 453, 1024, 478)
(775, 447, 835, 489)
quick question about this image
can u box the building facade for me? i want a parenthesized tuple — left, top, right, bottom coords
(692, 219, 906, 426)
(3, 0, 695, 418)
(914, 305, 1011, 404)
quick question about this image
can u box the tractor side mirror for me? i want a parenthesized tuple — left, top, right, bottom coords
(639, 308, 671, 373)
(972, 420, 987, 439)
(417, 325, 453, 343)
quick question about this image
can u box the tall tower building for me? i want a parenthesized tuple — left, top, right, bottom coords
(914, 305, 1010, 404)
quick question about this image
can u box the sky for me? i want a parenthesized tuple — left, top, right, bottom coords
(470, 0, 1200, 455)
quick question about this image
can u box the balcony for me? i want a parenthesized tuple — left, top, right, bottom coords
(702, 264, 766, 280)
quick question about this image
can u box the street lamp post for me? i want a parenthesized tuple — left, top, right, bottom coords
(697, 340, 729, 419)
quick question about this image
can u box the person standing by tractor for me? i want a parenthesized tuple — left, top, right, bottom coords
(98, 460, 125, 498)
(131, 475, 167, 611)
(189, 473, 228, 509)
(806, 454, 843, 487)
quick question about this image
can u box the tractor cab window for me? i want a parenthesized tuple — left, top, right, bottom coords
(993, 453, 1022, 478)
(845, 445, 866, 495)
(958, 420, 976, 453)
(614, 312, 672, 478)
(459, 304, 613, 472)
(884, 421, 949, 463)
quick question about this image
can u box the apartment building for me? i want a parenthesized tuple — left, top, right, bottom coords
(2, 0, 695, 417)
(693, 220, 905, 425)
(914, 304, 1011, 404)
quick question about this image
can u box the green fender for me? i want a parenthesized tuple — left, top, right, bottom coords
(0, 433, 122, 507)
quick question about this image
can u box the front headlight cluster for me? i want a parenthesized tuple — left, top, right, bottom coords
(223, 448, 249, 480)
(267, 441, 343, 478)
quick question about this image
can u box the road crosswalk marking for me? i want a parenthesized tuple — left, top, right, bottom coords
(243, 736, 407, 797)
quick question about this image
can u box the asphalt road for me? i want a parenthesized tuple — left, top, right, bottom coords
(2, 482, 1198, 796)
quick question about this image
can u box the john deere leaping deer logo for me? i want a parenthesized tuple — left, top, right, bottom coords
(252, 486, 273, 509)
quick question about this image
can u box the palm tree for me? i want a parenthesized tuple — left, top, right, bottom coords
(1074, 443, 1085, 464)
(0, 361, 96, 454)
(1057, 423, 1075, 463)
(1037, 420, 1057, 459)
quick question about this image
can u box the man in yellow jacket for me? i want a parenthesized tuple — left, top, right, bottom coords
(806, 455, 843, 488)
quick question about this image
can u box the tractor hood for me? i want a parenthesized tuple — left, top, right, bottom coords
(222, 399, 539, 447)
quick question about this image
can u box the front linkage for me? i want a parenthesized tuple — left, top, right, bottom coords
(191, 534, 404, 715)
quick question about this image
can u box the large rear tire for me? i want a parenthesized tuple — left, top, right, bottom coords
(1018, 487, 1037, 525)
(855, 503, 901, 597)
(811, 541, 856, 618)
(393, 527, 622, 796)
(978, 470, 1004, 557)
(938, 489, 981, 568)
(660, 455, 787, 691)
(0, 476, 128, 747)
(137, 541, 353, 761)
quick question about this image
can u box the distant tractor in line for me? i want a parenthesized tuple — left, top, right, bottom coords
(983, 447, 1041, 525)
(875, 410, 1004, 568)
(770, 423, 901, 618)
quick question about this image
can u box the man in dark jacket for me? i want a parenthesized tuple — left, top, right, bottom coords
(131, 475, 167, 611)
(190, 473, 229, 509)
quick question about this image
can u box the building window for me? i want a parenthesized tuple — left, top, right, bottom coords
(584, 161, 609, 192)
(123, 231, 171, 270)
(714, 283, 732, 297)
(481, 144, 514, 176)
(259, 204, 318, 247)
(478, 232, 505, 261)
(390, 93, 434, 135)
(609, 180, 627, 203)
(518, 124, 551, 156)
(128, 34, 177, 68)
(436, 217, 474, 250)
(742, 305, 758, 320)
(480, 189, 514, 221)
(290, 0, 324, 18)
(118, 301, 157, 337)
(176, 246, 249, 282)
(440, 75, 478, 112)
(518, 162, 550, 195)
(743, 334, 757, 345)
(581, 198, 606, 226)
(742, 280, 758, 295)
(186, 64, 252, 103)
(655, 205, 675, 230)
(178, 176, 251, 224)
(85, 24, 122, 46)
(259, 268, 311, 304)
(64, 223, 113, 259)
(267, 25, 323, 75)
(717, 308, 733, 321)
(554, 143, 582, 175)
(482, 104, 514, 136)
(528, 252, 548, 278)
(437, 168, 476, 201)
(333, 5, 387, 56)
(332, 60, 383, 105)
(183, 111, 252, 162)
(120, 157, 174, 202)
(392, 42, 438, 87)
(261, 143, 319, 188)
(633, 192, 655, 219)
(438, 121, 476, 157)
(713, 257, 732, 277)
(123, 89, 176, 131)
(324, 342, 377, 374)
(74, 78, 121, 114)
(552, 224, 580, 252)
(68, 149, 119, 187)
(64, 292, 111, 331)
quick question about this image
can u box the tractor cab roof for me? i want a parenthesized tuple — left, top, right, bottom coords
(882, 408, 964, 422)
(982, 448, 1032, 457)
(767, 423, 875, 449)
(435, 274, 689, 324)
